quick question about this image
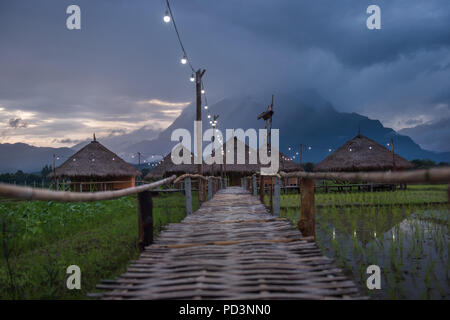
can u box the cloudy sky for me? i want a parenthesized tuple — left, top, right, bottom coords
(0, 0, 449, 149)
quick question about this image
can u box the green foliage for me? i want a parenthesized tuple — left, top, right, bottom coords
(411, 159, 449, 169)
(0, 192, 199, 299)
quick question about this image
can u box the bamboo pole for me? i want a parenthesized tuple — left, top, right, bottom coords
(279, 167, 450, 184)
(0, 175, 177, 202)
(185, 177, 192, 216)
(259, 175, 265, 204)
(273, 177, 281, 217)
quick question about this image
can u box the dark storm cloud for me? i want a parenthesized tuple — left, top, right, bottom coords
(0, 0, 449, 150)
(8, 118, 28, 128)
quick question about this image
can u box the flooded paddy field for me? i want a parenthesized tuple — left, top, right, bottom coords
(281, 185, 449, 299)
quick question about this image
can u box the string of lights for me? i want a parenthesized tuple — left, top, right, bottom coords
(163, 0, 216, 129)
(283, 140, 397, 162)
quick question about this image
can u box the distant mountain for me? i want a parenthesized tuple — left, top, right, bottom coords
(120, 90, 450, 164)
(71, 126, 161, 162)
(0, 143, 74, 173)
(398, 117, 450, 153)
(1, 91, 448, 173)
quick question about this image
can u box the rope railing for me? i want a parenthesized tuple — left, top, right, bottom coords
(0, 175, 177, 202)
(240, 167, 450, 239)
(278, 167, 450, 184)
(0, 173, 227, 253)
(173, 173, 222, 184)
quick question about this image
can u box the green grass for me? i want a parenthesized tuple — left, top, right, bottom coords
(0, 192, 198, 299)
(269, 186, 448, 208)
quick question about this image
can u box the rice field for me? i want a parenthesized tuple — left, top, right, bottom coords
(0, 184, 448, 300)
(277, 185, 449, 299)
(0, 192, 198, 299)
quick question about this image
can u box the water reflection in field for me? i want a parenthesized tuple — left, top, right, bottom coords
(283, 205, 449, 299)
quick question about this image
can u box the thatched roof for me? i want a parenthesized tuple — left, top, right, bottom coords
(49, 138, 141, 178)
(145, 137, 301, 180)
(314, 134, 413, 172)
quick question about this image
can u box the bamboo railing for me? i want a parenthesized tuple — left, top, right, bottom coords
(0, 174, 226, 252)
(242, 167, 450, 239)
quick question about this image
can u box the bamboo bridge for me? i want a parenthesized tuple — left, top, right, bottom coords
(1, 168, 448, 300)
(95, 186, 364, 299)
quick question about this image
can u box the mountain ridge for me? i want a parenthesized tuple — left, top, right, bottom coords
(1, 92, 448, 173)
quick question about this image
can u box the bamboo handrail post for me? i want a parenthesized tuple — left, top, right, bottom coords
(259, 175, 265, 204)
(185, 177, 192, 216)
(137, 190, 153, 252)
(208, 178, 212, 200)
(299, 178, 315, 238)
(274, 176, 281, 217)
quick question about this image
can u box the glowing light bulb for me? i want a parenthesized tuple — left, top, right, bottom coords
(328, 149, 332, 152)
(308, 146, 312, 150)
(208, 115, 211, 119)
(190, 74, 195, 82)
(181, 56, 187, 65)
(204, 105, 208, 110)
(201, 89, 205, 94)
(163, 10, 171, 23)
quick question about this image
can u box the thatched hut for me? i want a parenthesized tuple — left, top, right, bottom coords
(49, 136, 141, 191)
(145, 137, 301, 186)
(314, 133, 413, 172)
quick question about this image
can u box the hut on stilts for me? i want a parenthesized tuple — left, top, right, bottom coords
(145, 137, 300, 188)
(314, 132, 413, 191)
(49, 134, 141, 191)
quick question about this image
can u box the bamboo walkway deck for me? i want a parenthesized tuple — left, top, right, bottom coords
(96, 187, 364, 299)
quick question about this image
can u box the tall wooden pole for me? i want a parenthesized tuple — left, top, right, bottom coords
(298, 144, 303, 191)
(299, 144, 303, 169)
(196, 69, 206, 201)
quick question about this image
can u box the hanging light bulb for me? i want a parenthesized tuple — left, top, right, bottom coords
(181, 55, 187, 65)
(189, 74, 195, 82)
(204, 105, 208, 110)
(201, 89, 205, 94)
(163, 10, 171, 23)
(207, 114, 211, 119)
